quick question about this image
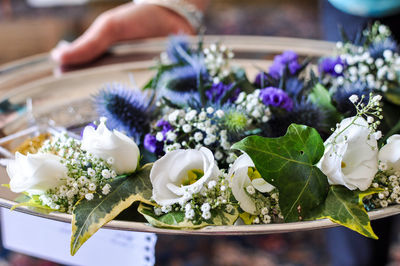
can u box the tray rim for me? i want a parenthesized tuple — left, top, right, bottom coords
(1, 197, 399, 235)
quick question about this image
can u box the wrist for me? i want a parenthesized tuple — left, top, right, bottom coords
(134, 0, 203, 33)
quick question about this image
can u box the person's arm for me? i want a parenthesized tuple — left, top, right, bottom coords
(51, 0, 209, 66)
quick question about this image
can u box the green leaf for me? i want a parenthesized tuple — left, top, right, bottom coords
(385, 86, 400, 105)
(138, 203, 239, 229)
(11, 194, 55, 214)
(308, 186, 382, 239)
(232, 124, 330, 222)
(308, 83, 342, 128)
(71, 164, 153, 255)
(224, 67, 255, 94)
(239, 212, 257, 225)
(308, 83, 334, 111)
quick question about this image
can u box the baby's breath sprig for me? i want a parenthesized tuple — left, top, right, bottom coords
(243, 186, 283, 224)
(328, 92, 383, 147)
(153, 173, 237, 224)
(38, 133, 117, 213)
(364, 170, 400, 211)
(203, 43, 234, 83)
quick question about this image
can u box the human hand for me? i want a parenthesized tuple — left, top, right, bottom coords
(51, 2, 195, 66)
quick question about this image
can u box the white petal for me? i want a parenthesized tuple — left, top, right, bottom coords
(252, 178, 275, 193)
(230, 167, 257, 214)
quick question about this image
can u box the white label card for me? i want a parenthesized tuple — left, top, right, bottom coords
(0, 208, 157, 266)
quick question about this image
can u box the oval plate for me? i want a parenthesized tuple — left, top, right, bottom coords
(0, 36, 398, 235)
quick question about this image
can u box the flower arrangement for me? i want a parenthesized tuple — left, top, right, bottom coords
(4, 22, 400, 255)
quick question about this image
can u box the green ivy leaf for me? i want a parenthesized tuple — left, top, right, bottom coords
(309, 186, 382, 239)
(138, 203, 239, 229)
(71, 164, 153, 255)
(232, 124, 329, 222)
(11, 194, 55, 214)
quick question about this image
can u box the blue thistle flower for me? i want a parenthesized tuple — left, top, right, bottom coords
(94, 83, 153, 144)
(205, 82, 240, 104)
(166, 35, 191, 64)
(332, 81, 371, 116)
(158, 63, 209, 106)
(284, 77, 306, 99)
(262, 100, 328, 138)
(369, 38, 398, 59)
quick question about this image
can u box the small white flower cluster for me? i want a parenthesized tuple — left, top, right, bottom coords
(162, 107, 236, 165)
(365, 170, 400, 209)
(329, 24, 400, 93)
(235, 89, 271, 123)
(153, 174, 235, 224)
(203, 43, 234, 83)
(39, 133, 116, 213)
(329, 93, 383, 149)
(244, 187, 282, 224)
(349, 93, 383, 136)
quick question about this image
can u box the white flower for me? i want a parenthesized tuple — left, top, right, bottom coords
(202, 211, 211, 220)
(373, 131, 382, 140)
(208, 180, 217, 189)
(201, 203, 211, 212)
(156, 132, 164, 142)
(246, 185, 255, 195)
(154, 207, 162, 216)
(378, 134, 400, 172)
(7, 152, 68, 195)
(318, 117, 378, 191)
(185, 110, 197, 121)
(182, 124, 192, 133)
(88, 183, 96, 191)
(87, 168, 96, 177)
(168, 110, 180, 122)
(228, 154, 275, 215)
(101, 169, 111, 179)
(107, 157, 115, 165)
(185, 209, 195, 219)
(150, 147, 220, 206)
(166, 131, 177, 142)
(102, 184, 111, 195)
(85, 193, 94, 201)
(81, 118, 140, 175)
(215, 110, 224, 118)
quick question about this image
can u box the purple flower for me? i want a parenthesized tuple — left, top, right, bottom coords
(205, 82, 240, 104)
(259, 87, 293, 111)
(269, 51, 301, 79)
(144, 134, 164, 156)
(319, 57, 344, 77)
(156, 119, 172, 136)
(254, 72, 269, 88)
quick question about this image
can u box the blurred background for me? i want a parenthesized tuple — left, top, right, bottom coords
(0, 0, 400, 265)
(0, 0, 320, 65)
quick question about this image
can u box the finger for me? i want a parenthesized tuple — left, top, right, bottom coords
(51, 12, 117, 65)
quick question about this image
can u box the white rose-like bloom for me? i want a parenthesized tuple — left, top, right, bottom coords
(378, 134, 400, 172)
(228, 154, 275, 215)
(81, 118, 140, 175)
(7, 152, 68, 195)
(318, 116, 378, 191)
(151, 147, 220, 206)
